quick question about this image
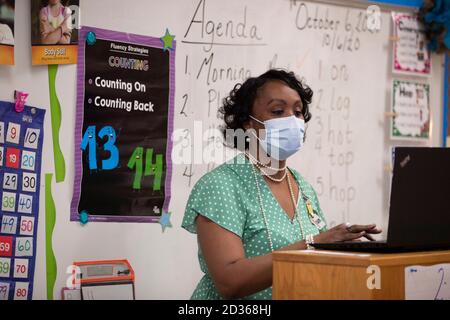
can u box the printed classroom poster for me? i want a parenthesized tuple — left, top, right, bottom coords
(391, 80, 430, 140)
(0, 0, 14, 65)
(71, 26, 175, 223)
(31, 0, 79, 65)
(392, 12, 431, 76)
(405, 264, 450, 300)
(0, 101, 45, 300)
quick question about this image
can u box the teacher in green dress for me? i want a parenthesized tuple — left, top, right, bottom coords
(182, 69, 382, 300)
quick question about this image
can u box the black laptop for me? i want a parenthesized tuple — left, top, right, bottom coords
(312, 147, 450, 253)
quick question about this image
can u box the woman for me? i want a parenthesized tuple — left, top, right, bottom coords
(39, 0, 72, 45)
(182, 69, 381, 300)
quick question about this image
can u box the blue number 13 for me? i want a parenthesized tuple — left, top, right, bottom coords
(81, 125, 119, 170)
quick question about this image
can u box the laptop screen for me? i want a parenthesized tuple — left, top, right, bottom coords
(387, 147, 450, 248)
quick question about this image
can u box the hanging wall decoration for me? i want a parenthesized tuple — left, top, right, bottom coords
(71, 26, 175, 223)
(31, 0, 79, 65)
(0, 101, 46, 300)
(392, 12, 432, 75)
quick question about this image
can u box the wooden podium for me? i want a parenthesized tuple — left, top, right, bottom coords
(272, 249, 450, 300)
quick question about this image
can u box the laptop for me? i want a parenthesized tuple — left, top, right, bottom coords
(312, 147, 450, 253)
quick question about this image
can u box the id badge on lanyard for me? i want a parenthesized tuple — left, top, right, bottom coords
(304, 197, 326, 230)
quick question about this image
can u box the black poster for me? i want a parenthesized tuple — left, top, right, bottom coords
(71, 26, 175, 223)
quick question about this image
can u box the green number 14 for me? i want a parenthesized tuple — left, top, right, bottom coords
(127, 147, 163, 190)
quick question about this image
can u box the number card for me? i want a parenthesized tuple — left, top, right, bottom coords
(1, 216, 18, 235)
(71, 27, 175, 223)
(21, 151, 36, 171)
(15, 238, 33, 257)
(0, 101, 45, 300)
(17, 194, 33, 214)
(19, 217, 34, 236)
(6, 122, 20, 144)
(0, 282, 10, 300)
(0, 258, 11, 277)
(13, 282, 28, 300)
(24, 128, 40, 150)
(22, 173, 37, 193)
(3, 173, 18, 191)
(0, 236, 13, 257)
(13, 259, 29, 278)
(5, 148, 20, 169)
(2, 192, 16, 212)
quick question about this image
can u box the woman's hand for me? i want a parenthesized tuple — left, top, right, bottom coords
(314, 223, 382, 243)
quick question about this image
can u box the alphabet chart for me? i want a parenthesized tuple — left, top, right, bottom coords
(71, 27, 175, 223)
(0, 101, 45, 300)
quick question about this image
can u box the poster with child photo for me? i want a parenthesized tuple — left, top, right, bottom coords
(31, 0, 79, 65)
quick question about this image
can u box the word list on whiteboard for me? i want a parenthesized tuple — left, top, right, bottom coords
(0, 101, 45, 300)
(405, 264, 450, 300)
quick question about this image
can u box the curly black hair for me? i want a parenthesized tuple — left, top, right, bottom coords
(219, 69, 313, 149)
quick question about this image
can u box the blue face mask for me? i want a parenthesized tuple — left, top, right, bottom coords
(249, 115, 305, 160)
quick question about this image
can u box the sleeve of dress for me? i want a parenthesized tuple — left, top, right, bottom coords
(181, 167, 247, 238)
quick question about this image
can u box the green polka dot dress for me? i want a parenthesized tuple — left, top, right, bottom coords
(182, 153, 327, 300)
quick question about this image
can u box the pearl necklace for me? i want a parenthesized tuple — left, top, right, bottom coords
(244, 151, 287, 171)
(250, 162, 306, 252)
(245, 152, 287, 183)
(256, 165, 287, 183)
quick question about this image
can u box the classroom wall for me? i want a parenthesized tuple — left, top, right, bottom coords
(0, 0, 446, 300)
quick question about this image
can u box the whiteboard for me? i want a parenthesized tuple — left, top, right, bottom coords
(0, 0, 445, 299)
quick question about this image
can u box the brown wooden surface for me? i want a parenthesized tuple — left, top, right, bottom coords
(272, 250, 450, 300)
